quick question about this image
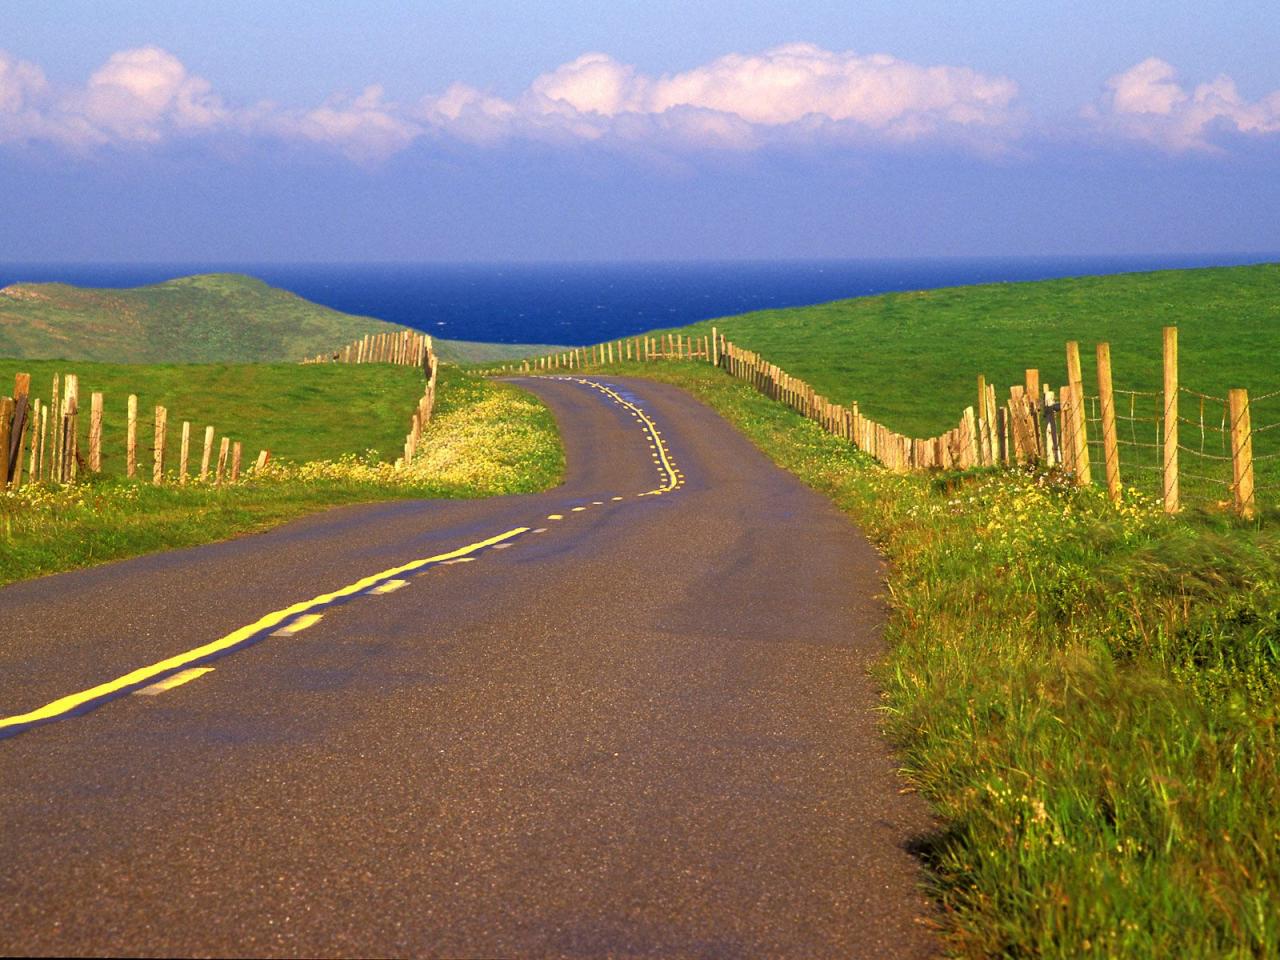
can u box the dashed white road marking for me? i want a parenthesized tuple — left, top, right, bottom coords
(271, 613, 323, 637)
(134, 667, 214, 696)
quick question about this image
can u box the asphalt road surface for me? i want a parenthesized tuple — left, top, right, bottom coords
(0, 376, 937, 958)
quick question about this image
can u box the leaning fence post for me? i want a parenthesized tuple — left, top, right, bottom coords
(1163, 326, 1179, 514)
(1229, 388, 1255, 519)
(1096, 343, 1121, 501)
(0, 397, 12, 488)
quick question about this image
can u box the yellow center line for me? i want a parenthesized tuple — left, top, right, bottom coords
(571, 378, 680, 494)
(0, 526, 528, 737)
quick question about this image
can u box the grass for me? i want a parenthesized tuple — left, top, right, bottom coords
(0, 358, 430, 468)
(0, 271, 561, 364)
(631, 262, 1280, 507)
(570, 358, 1280, 957)
(0, 368, 563, 586)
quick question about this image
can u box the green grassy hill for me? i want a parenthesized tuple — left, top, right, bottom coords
(664, 262, 1280, 439)
(0, 272, 557, 365)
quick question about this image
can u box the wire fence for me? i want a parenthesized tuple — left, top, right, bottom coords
(493, 326, 1273, 520)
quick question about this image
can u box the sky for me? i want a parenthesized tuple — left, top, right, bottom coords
(2, 1, 1278, 262)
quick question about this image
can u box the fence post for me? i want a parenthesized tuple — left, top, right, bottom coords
(1163, 326, 1179, 514)
(1096, 343, 1121, 501)
(1229, 388, 1255, 519)
(35, 401, 47, 481)
(153, 405, 167, 484)
(0, 397, 12, 488)
(9, 373, 30, 488)
(86, 392, 103, 473)
(127, 394, 138, 478)
(216, 436, 230, 486)
(231, 441, 242, 482)
(200, 426, 215, 481)
(179, 421, 191, 484)
(1065, 342, 1091, 485)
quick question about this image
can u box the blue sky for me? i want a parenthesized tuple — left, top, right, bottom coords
(2, 1, 1278, 261)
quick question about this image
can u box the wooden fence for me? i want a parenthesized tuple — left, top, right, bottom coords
(1, 372, 262, 489)
(303, 329, 433, 368)
(492, 325, 1271, 519)
(397, 351, 439, 470)
(305, 331, 439, 470)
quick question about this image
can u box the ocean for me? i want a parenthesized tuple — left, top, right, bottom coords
(1, 255, 1273, 346)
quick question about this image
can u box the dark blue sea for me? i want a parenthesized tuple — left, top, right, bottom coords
(1, 256, 1274, 346)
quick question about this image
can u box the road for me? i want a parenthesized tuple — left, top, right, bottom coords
(0, 375, 936, 958)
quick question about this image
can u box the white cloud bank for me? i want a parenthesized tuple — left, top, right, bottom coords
(1087, 57, 1280, 151)
(0, 43, 1020, 160)
(423, 44, 1019, 150)
(8, 45, 1278, 161)
(0, 46, 229, 147)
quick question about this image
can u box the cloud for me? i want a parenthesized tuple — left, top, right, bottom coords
(0, 45, 227, 147)
(451, 43, 1019, 149)
(1087, 58, 1280, 151)
(0, 42, 1021, 159)
(272, 85, 423, 163)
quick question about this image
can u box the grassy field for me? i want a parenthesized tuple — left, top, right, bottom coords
(640, 263, 1280, 506)
(592, 360, 1278, 958)
(0, 271, 559, 364)
(0, 366, 563, 585)
(1, 358, 429, 468)
(662, 263, 1280, 436)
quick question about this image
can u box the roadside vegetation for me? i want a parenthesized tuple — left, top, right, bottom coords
(0, 367, 562, 586)
(579, 358, 1277, 958)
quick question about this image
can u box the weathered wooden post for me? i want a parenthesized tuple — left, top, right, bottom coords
(1229, 388, 1255, 519)
(9, 373, 30, 488)
(49, 373, 61, 481)
(126, 394, 138, 478)
(153, 405, 167, 484)
(0, 397, 12, 489)
(200, 426, 215, 481)
(1163, 326, 1179, 514)
(89, 392, 104, 473)
(231, 441, 242, 482)
(1096, 343, 1121, 501)
(215, 436, 230, 486)
(1065, 342, 1091, 485)
(179, 421, 191, 484)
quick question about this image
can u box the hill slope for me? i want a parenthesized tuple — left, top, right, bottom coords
(0, 272, 556, 364)
(663, 262, 1280, 438)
